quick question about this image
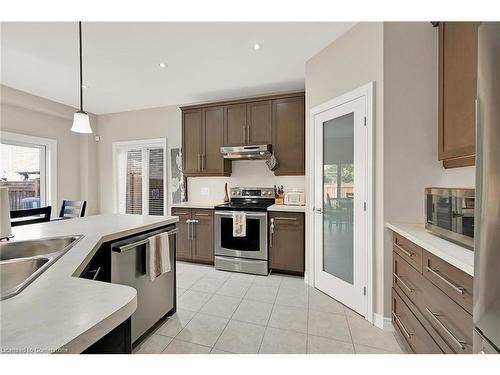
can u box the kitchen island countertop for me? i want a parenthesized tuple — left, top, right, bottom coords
(0, 214, 178, 354)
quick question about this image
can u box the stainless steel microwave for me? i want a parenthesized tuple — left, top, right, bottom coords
(425, 187, 475, 250)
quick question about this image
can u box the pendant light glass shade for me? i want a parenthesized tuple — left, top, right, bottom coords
(71, 110, 92, 133)
(71, 22, 93, 134)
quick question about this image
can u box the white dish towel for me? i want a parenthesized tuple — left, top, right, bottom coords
(147, 232, 171, 281)
(233, 212, 247, 237)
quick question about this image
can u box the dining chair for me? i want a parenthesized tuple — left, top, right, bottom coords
(59, 200, 87, 218)
(10, 206, 52, 227)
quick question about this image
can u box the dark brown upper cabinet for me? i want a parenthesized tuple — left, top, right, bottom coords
(181, 91, 304, 177)
(223, 101, 272, 146)
(182, 106, 231, 177)
(438, 22, 479, 168)
(247, 101, 272, 145)
(223, 103, 247, 146)
(272, 96, 305, 175)
(182, 109, 203, 175)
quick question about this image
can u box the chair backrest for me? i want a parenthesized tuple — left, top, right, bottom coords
(10, 206, 52, 227)
(59, 200, 87, 218)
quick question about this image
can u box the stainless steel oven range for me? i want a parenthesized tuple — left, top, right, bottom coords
(214, 187, 275, 275)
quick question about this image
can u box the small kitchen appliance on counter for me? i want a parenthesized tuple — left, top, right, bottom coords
(214, 187, 274, 275)
(284, 191, 305, 206)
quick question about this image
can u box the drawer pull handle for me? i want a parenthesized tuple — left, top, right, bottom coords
(274, 217, 297, 221)
(393, 273, 414, 293)
(425, 265, 465, 295)
(394, 243, 414, 258)
(392, 313, 413, 340)
(174, 212, 189, 216)
(194, 213, 210, 216)
(425, 308, 466, 350)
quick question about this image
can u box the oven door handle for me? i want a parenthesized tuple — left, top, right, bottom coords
(214, 211, 267, 218)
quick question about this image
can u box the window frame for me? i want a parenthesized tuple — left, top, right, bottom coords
(112, 138, 167, 216)
(0, 131, 57, 213)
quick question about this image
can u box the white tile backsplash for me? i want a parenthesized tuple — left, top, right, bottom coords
(187, 160, 305, 202)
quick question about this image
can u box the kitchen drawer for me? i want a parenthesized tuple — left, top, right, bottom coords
(172, 208, 192, 217)
(393, 252, 419, 305)
(419, 273, 473, 353)
(423, 250, 473, 314)
(192, 209, 214, 218)
(393, 233, 423, 273)
(393, 252, 472, 353)
(392, 288, 443, 354)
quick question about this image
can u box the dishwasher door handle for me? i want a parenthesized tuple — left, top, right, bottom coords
(113, 228, 179, 253)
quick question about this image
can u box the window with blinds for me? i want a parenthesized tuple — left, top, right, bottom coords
(115, 140, 166, 216)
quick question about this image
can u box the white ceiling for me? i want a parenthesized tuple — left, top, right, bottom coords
(1, 22, 354, 114)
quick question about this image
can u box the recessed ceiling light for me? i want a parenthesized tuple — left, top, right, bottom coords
(159, 62, 167, 68)
(253, 43, 262, 51)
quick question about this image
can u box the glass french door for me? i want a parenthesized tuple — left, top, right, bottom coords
(314, 95, 367, 316)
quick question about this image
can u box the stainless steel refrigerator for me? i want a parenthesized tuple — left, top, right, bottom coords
(473, 22, 500, 354)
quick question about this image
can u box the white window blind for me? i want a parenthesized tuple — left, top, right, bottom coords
(125, 149, 143, 214)
(114, 139, 166, 216)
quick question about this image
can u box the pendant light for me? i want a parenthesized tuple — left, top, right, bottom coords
(71, 21, 92, 134)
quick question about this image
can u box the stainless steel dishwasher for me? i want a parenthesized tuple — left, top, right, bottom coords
(111, 225, 177, 343)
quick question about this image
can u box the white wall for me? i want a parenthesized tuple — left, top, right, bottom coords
(0, 85, 99, 214)
(188, 161, 305, 202)
(383, 22, 475, 317)
(95, 105, 181, 214)
(305, 22, 386, 317)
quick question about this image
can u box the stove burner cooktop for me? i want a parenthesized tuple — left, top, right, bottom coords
(215, 187, 275, 212)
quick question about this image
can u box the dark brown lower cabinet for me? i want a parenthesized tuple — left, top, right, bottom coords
(269, 211, 305, 275)
(391, 232, 473, 354)
(192, 209, 214, 263)
(393, 288, 443, 354)
(172, 208, 214, 264)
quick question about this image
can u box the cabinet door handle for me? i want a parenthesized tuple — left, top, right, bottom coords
(394, 243, 414, 257)
(269, 218, 274, 248)
(274, 217, 297, 221)
(243, 126, 247, 144)
(425, 262, 465, 295)
(392, 312, 413, 340)
(393, 273, 414, 293)
(246, 125, 250, 144)
(191, 220, 198, 240)
(186, 219, 192, 240)
(425, 308, 466, 350)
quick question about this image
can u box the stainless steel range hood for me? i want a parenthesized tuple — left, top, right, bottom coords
(220, 144, 272, 160)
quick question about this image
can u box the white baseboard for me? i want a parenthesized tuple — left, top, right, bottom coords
(373, 313, 395, 331)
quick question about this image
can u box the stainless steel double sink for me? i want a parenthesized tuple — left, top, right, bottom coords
(0, 235, 83, 300)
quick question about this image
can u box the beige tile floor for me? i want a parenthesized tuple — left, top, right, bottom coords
(133, 261, 405, 354)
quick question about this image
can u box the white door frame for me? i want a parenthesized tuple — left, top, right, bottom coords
(112, 138, 168, 215)
(306, 82, 374, 325)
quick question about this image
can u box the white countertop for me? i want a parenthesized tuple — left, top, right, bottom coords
(386, 222, 474, 276)
(267, 204, 306, 213)
(171, 202, 222, 209)
(0, 214, 178, 354)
